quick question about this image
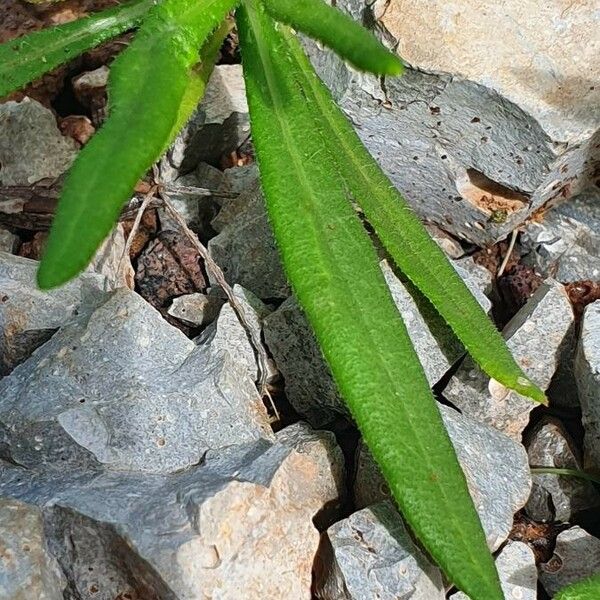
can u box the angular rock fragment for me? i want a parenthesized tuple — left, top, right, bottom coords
(209, 182, 290, 299)
(451, 541, 537, 600)
(168, 292, 224, 326)
(264, 259, 493, 426)
(0, 98, 78, 185)
(525, 417, 600, 522)
(0, 288, 272, 475)
(575, 301, 600, 471)
(539, 526, 600, 597)
(315, 501, 445, 600)
(354, 405, 531, 551)
(443, 279, 574, 440)
(0, 229, 18, 254)
(0, 497, 66, 600)
(306, 1, 599, 246)
(1, 423, 344, 600)
(522, 188, 600, 282)
(0, 252, 106, 375)
(164, 65, 250, 175)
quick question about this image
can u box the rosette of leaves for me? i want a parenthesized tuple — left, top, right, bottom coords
(0, 1, 547, 597)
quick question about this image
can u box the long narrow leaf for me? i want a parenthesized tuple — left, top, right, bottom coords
(237, 4, 502, 599)
(38, 0, 237, 289)
(280, 26, 545, 403)
(0, 0, 155, 98)
(262, 0, 402, 75)
(556, 574, 600, 600)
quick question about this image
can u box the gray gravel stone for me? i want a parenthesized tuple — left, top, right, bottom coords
(0, 497, 66, 600)
(1, 423, 344, 600)
(264, 259, 493, 426)
(196, 284, 274, 382)
(575, 301, 600, 471)
(168, 292, 224, 326)
(0, 98, 78, 185)
(315, 501, 444, 600)
(164, 65, 250, 175)
(354, 405, 531, 551)
(0, 252, 106, 375)
(451, 540, 537, 600)
(525, 417, 600, 522)
(0, 287, 272, 475)
(539, 526, 600, 597)
(522, 187, 600, 282)
(305, 1, 599, 246)
(0, 229, 18, 254)
(209, 182, 290, 299)
(443, 279, 574, 440)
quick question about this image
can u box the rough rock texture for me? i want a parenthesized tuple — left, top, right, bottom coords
(525, 417, 600, 522)
(522, 187, 600, 282)
(315, 502, 445, 600)
(354, 405, 531, 551)
(168, 292, 224, 326)
(0, 98, 78, 185)
(196, 284, 273, 382)
(575, 301, 600, 471)
(209, 182, 290, 300)
(0, 423, 344, 600)
(444, 279, 574, 439)
(539, 526, 600, 597)
(0, 229, 18, 254)
(0, 252, 106, 375)
(306, 1, 600, 246)
(0, 287, 272, 475)
(164, 65, 250, 175)
(451, 541, 537, 600)
(0, 497, 66, 600)
(264, 259, 493, 426)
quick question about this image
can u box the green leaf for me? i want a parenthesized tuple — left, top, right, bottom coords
(531, 467, 600, 486)
(556, 574, 600, 600)
(38, 0, 237, 289)
(278, 26, 546, 404)
(262, 0, 403, 75)
(0, 0, 155, 99)
(237, 4, 502, 599)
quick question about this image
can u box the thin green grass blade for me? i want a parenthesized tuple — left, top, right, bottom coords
(262, 0, 402, 75)
(279, 27, 545, 403)
(531, 467, 600, 486)
(237, 4, 502, 599)
(555, 574, 600, 600)
(0, 0, 155, 98)
(37, 0, 237, 289)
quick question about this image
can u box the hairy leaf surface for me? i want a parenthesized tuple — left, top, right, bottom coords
(262, 0, 402, 75)
(237, 4, 502, 599)
(279, 27, 545, 403)
(0, 0, 155, 99)
(38, 0, 236, 288)
(556, 574, 600, 600)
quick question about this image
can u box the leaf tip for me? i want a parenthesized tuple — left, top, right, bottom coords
(385, 55, 404, 76)
(516, 375, 547, 404)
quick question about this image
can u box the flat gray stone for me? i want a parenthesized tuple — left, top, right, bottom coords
(522, 187, 600, 282)
(315, 501, 444, 600)
(354, 405, 531, 551)
(575, 301, 600, 471)
(0, 288, 272, 475)
(0, 98, 78, 185)
(539, 526, 600, 597)
(0, 229, 18, 254)
(0, 423, 344, 600)
(168, 292, 224, 326)
(443, 279, 574, 440)
(451, 540, 537, 600)
(0, 497, 66, 600)
(264, 259, 493, 426)
(209, 182, 290, 299)
(525, 417, 600, 522)
(305, 2, 599, 246)
(0, 252, 106, 375)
